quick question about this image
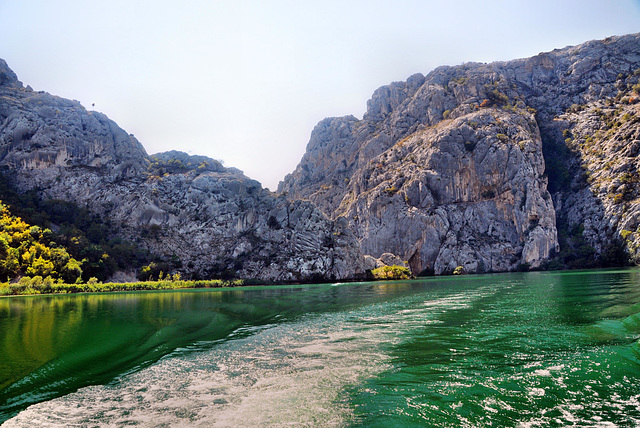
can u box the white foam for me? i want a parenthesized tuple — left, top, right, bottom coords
(528, 387, 546, 397)
(1, 280, 526, 427)
(3, 309, 402, 427)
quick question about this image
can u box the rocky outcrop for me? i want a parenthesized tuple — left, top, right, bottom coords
(280, 33, 640, 273)
(337, 107, 556, 274)
(0, 59, 364, 282)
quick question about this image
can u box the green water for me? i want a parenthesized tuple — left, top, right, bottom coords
(1, 269, 640, 426)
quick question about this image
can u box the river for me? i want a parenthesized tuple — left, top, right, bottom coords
(1, 269, 640, 426)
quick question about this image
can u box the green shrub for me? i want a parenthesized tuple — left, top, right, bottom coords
(453, 266, 465, 275)
(621, 230, 633, 240)
(371, 265, 412, 280)
(486, 88, 509, 106)
(384, 186, 398, 196)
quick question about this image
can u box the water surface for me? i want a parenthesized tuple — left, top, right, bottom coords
(2, 269, 640, 426)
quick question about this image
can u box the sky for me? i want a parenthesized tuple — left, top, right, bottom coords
(0, 1, 639, 190)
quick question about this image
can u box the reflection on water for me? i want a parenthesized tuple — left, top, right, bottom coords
(0, 290, 249, 420)
(2, 269, 640, 426)
(0, 282, 419, 421)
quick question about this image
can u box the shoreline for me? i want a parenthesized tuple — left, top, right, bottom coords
(2, 266, 638, 298)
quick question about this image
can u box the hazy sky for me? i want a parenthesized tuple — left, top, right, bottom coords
(1, 1, 639, 190)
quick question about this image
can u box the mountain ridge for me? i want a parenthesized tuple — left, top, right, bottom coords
(0, 60, 364, 282)
(280, 32, 640, 274)
(1, 33, 639, 280)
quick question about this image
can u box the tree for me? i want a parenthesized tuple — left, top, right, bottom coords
(0, 200, 83, 282)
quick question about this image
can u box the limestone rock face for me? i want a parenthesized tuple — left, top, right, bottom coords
(337, 108, 556, 274)
(280, 116, 360, 216)
(549, 89, 640, 265)
(0, 79, 149, 185)
(363, 253, 410, 273)
(280, 33, 640, 273)
(0, 63, 364, 282)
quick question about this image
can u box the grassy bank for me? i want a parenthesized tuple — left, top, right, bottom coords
(0, 278, 246, 296)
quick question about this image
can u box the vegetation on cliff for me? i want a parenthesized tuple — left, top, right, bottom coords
(539, 66, 640, 269)
(0, 200, 82, 283)
(0, 173, 157, 282)
(0, 193, 249, 295)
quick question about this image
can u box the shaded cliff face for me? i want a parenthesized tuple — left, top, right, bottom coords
(0, 59, 364, 282)
(280, 33, 640, 273)
(548, 76, 640, 266)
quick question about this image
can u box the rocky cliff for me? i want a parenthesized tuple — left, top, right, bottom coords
(2, 33, 639, 281)
(280, 33, 640, 274)
(0, 59, 364, 282)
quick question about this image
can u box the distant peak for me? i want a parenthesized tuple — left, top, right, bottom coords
(0, 59, 22, 88)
